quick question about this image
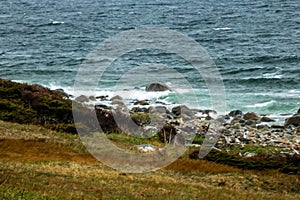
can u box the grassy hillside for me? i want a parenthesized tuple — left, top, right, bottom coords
(1, 120, 300, 200)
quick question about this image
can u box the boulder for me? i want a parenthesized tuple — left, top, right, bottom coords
(110, 95, 123, 101)
(172, 105, 194, 117)
(89, 96, 96, 101)
(75, 95, 89, 103)
(145, 82, 171, 92)
(111, 99, 125, 106)
(148, 106, 169, 114)
(285, 115, 300, 127)
(260, 116, 275, 122)
(229, 110, 243, 117)
(243, 112, 260, 121)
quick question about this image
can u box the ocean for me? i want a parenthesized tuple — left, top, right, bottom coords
(1, 0, 299, 118)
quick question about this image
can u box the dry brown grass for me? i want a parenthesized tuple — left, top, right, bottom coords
(1, 120, 300, 199)
(165, 157, 242, 173)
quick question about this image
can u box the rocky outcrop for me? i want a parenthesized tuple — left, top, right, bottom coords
(145, 82, 171, 92)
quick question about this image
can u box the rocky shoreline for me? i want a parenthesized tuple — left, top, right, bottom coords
(1, 78, 300, 158)
(73, 82, 300, 157)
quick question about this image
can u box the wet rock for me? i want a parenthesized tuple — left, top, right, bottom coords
(260, 116, 275, 122)
(96, 95, 108, 100)
(243, 112, 260, 121)
(134, 100, 149, 106)
(75, 95, 89, 103)
(285, 115, 300, 127)
(229, 110, 243, 117)
(271, 124, 285, 129)
(145, 82, 171, 92)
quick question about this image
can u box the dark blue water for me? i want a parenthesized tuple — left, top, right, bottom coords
(0, 0, 299, 115)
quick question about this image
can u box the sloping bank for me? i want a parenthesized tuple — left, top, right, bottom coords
(1, 78, 300, 174)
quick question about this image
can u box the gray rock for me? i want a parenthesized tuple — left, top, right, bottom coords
(172, 105, 194, 117)
(111, 99, 125, 106)
(89, 96, 96, 101)
(110, 95, 123, 101)
(149, 106, 169, 114)
(145, 82, 171, 92)
(75, 95, 89, 102)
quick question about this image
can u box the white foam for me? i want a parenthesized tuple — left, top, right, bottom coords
(213, 27, 232, 31)
(51, 21, 64, 25)
(245, 100, 276, 108)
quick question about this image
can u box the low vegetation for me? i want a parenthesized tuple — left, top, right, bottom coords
(1, 120, 300, 199)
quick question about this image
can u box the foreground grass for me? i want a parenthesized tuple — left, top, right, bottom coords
(1, 120, 300, 199)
